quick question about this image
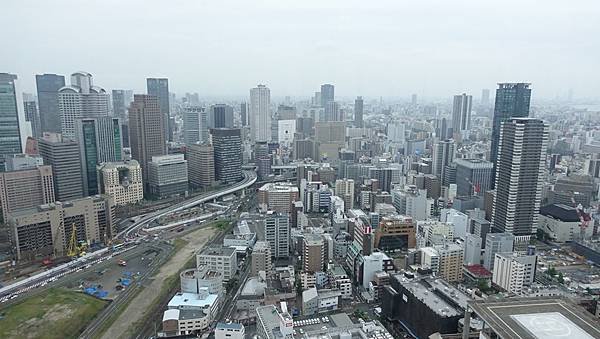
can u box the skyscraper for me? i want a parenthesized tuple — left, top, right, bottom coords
(454, 158, 493, 197)
(432, 139, 455, 181)
(75, 117, 122, 195)
(264, 211, 290, 258)
(187, 143, 215, 188)
(490, 83, 531, 186)
(240, 102, 248, 126)
(129, 95, 167, 185)
(481, 89, 490, 106)
(146, 78, 172, 141)
(111, 89, 128, 121)
(0, 73, 30, 171)
(451, 93, 472, 140)
(354, 96, 364, 128)
(38, 133, 84, 201)
(36, 73, 65, 134)
(208, 104, 234, 128)
(491, 118, 547, 238)
(249, 84, 271, 142)
(320, 84, 334, 107)
(183, 106, 207, 145)
(23, 100, 40, 138)
(323, 101, 341, 122)
(58, 72, 110, 139)
(211, 128, 242, 184)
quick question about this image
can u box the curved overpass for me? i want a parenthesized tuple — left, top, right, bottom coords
(120, 170, 256, 238)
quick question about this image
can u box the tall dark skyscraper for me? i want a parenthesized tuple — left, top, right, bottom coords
(146, 78, 172, 141)
(23, 100, 40, 138)
(320, 84, 334, 107)
(491, 118, 547, 237)
(490, 83, 531, 187)
(209, 104, 234, 128)
(354, 96, 364, 128)
(75, 117, 122, 196)
(129, 95, 166, 184)
(0, 73, 29, 171)
(211, 128, 242, 184)
(240, 102, 248, 126)
(36, 73, 65, 134)
(112, 89, 128, 121)
(38, 133, 84, 201)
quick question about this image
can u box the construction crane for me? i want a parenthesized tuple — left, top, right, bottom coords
(571, 197, 591, 241)
(67, 223, 87, 258)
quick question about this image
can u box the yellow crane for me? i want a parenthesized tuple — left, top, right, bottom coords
(67, 223, 87, 257)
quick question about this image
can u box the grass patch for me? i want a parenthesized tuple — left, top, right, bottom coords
(0, 288, 107, 339)
(212, 219, 232, 231)
(173, 238, 189, 252)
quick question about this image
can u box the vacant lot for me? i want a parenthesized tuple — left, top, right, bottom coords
(0, 288, 106, 339)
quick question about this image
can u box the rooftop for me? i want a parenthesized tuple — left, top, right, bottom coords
(216, 322, 244, 330)
(198, 245, 235, 257)
(464, 264, 492, 278)
(167, 291, 218, 309)
(470, 297, 600, 339)
(539, 204, 584, 222)
(395, 275, 470, 318)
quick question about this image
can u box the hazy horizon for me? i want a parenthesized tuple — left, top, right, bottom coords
(4, 0, 600, 100)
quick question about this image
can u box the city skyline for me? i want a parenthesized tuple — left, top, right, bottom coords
(3, 1, 600, 99)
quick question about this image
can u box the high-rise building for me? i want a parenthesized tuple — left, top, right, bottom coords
(0, 73, 30, 171)
(128, 95, 166, 185)
(0, 165, 55, 223)
(183, 106, 207, 145)
(146, 78, 172, 141)
(208, 104, 234, 129)
(97, 160, 144, 206)
(451, 93, 472, 140)
(483, 232, 514, 271)
(334, 179, 355, 212)
(23, 100, 41, 138)
(492, 118, 547, 237)
(420, 244, 464, 282)
(240, 102, 248, 126)
(354, 96, 364, 128)
(492, 252, 537, 295)
(111, 89, 129, 121)
(36, 73, 65, 134)
(490, 83, 531, 185)
(454, 158, 493, 197)
(58, 72, 110, 139)
(320, 84, 334, 108)
(257, 182, 299, 213)
(264, 211, 290, 258)
(211, 128, 242, 184)
(4, 154, 43, 171)
(323, 101, 341, 122)
(411, 93, 418, 105)
(481, 89, 490, 106)
(432, 139, 455, 181)
(374, 215, 416, 251)
(303, 234, 325, 273)
(38, 133, 84, 201)
(251, 241, 272, 276)
(75, 117, 122, 196)
(187, 143, 215, 188)
(464, 233, 482, 265)
(249, 85, 271, 142)
(147, 154, 188, 197)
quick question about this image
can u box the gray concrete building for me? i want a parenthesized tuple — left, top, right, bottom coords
(38, 132, 84, 201)
(211, 128, 242, 184)
(36, 73, 65, 134)
(147, 154, 188, 198)
(187, 143, 215, 188)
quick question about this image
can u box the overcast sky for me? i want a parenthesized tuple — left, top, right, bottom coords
(4, 0, 600, 100)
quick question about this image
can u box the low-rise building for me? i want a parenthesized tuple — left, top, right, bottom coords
(538, 203, 592, 242)
(215, 322, 245, 339)
(256, 304, 294, 339)
(196, 245, 237, 282)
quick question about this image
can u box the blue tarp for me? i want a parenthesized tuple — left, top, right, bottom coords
(123, 271, 133, 277)
(121, 278, 131, 286)
(84, 287, 97, 295)
(95, 290, 108, 298)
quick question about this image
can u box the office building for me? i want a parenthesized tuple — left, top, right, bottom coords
(36, 73, 65, 134)
(374, 215, 416, 251)
(211, 128, 242, 184)
(492, 118, 548, 237)
(361, 251, 394, 289)
(490, 83, 531, 185)
(249, 84, 271, 142)
(483, 232, 514, 271)
(257, 182, 299, 213)
(0, 73, 30, 171)
(58, 72, 110, 139)
(0, 165, 54, 223)
(208, 104, 234, 129)
(75, 117, 122, 196)
(264, 212, 290, 258)
(111, 89, 129, 122)
(334, 179, 354, 212)
(251, 241, 272, 276)
(4, 154, 43, 171)
(320, 84, 334, 107)
(455, 158, 493, 197)
(303, 234, 325, 273)
(23, 100, 40, 138)
(7, 195, 114, 261)
(451, 93, 472, 140)
(183, 106, 208, 144)
(354, 96, 364, 127)
(421, 244, 464, 282)
(196, 245, 237, 281)
(432, 139, 455, 181)
(392, 186, 429, 221)
(240, 102, 248, 126)
(146, 78, 172, 141)
(147, 154, 188, 198)
(255, 304, 294, 339)
(97, 160, 144, 205)
(492, 252, 537, 295)
(187, 143, 215, 188)
(464, 233, 482, 265)
(129, 94, 167, 184)
(315, 121, 345, 144)
(277, 119, 296, 147)
(38, 133, 84, 201)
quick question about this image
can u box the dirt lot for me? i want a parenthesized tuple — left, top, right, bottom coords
(100, 226, 217, 339)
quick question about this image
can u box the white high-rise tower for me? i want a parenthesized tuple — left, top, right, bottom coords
(250, 84, 271, 142)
